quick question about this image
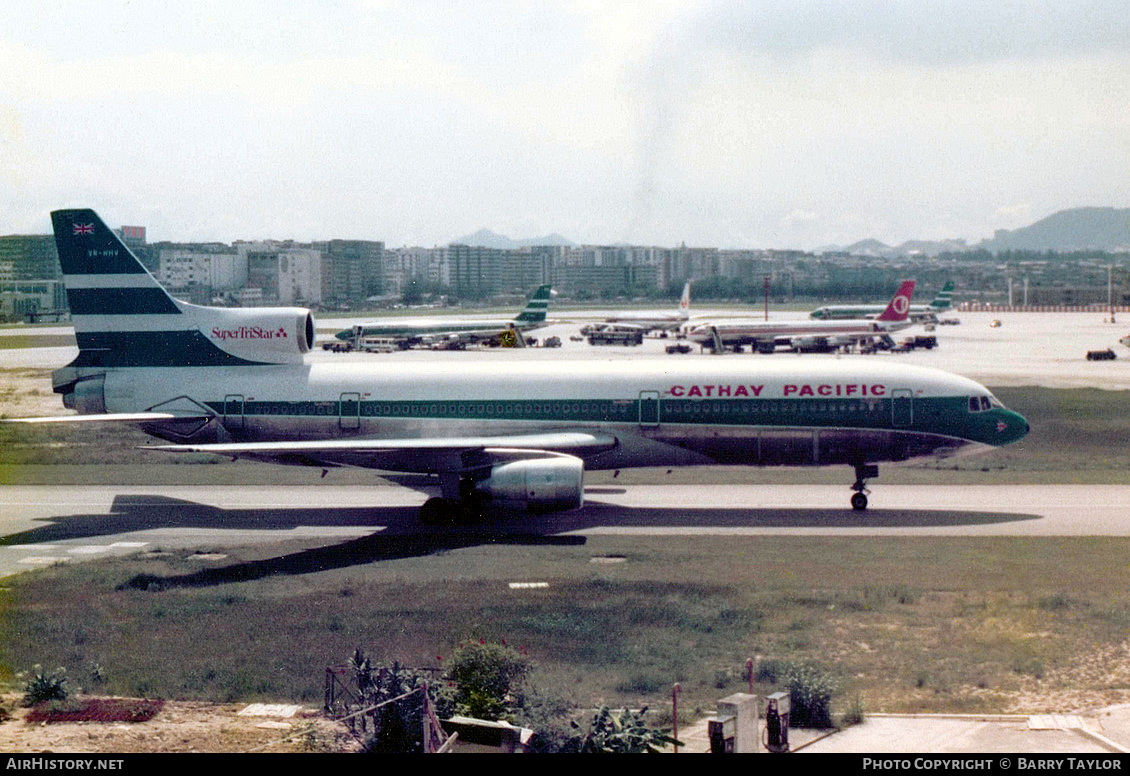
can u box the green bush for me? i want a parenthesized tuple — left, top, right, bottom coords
(840, 694, 866, 727)
(445, 640, 530, 720)
(572, 706, 681, 753)
(21, 665, 69, 706)
(781, 662, 837, 728)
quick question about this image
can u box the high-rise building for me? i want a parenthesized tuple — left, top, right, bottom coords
(449, 244, 551, 298)
(320, 240, 383, 306)
(0, 235, 60, 280)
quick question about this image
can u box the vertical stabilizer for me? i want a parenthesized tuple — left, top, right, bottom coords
(51, 209, 312, 369)
(875, 280, 916, 323)
(930, 281, 955, 311)
(513, 284, 553, 324)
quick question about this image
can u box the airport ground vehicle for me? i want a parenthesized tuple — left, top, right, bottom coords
(1086, 348, 1117, 361)
(360, 337, 402, 353)
(901, 335, 938, 350)
(666, 343, 692, 354)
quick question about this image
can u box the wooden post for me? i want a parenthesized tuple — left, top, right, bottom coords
(672, 683, 681, 753)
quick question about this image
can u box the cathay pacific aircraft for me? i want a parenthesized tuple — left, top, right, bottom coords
(12, 211, 1028, 520)
(333, 284, 553, 349)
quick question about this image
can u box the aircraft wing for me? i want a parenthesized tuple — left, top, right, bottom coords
(6, 412, 211, 424)
(145, 431, 618, 473)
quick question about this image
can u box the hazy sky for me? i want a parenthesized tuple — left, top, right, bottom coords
(2, 1, 1127, 249)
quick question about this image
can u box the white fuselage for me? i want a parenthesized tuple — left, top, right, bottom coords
(106, 356, 1020, 473)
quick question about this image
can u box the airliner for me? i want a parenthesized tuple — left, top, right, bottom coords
(11, 211, 1028, 521)
(599, 282, 691, 333)
(686, 280, 918, 354)
(333, 284, 553, 348)
(810, 281, 955, 323)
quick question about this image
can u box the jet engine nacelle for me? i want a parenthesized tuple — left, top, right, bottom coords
(194, 305, 315, 364)
(474, 456, 584, 513)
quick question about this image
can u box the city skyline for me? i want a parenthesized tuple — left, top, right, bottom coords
(2, 1, 1128, 250)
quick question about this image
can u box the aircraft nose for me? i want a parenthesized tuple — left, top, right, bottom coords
(997, 410, 1030, 444)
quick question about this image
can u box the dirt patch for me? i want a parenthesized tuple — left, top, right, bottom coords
(26, 698, 164, 725)
(0, 694, 360, 753)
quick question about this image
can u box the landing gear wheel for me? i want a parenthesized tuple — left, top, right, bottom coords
(419, 496, 485, 526)
(455, 498, 485, 525)
(419, 497, 450, 525)
(850, 463, 879, 512)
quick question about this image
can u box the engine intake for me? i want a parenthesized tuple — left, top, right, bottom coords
(474, 457, 584, 513)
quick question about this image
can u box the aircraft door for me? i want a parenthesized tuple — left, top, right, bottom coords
(639, 390, 660, 427)
(223, 394, 245, 431)
(339, 392, 361, 430)
(891, 389, 913, 427)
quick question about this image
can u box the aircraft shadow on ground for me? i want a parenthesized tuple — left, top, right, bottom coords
(3, 494, 1040, 590)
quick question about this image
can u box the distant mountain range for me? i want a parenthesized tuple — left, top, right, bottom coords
(449, 228, 573, 249)
(451, 207, 1130, 256)
(815, 207, 1130, 256)
(977, 207, 1130, 252)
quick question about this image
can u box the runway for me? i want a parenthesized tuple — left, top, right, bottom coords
(1, 483, 1127, 578)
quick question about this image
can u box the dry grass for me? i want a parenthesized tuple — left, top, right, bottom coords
(2, 536, 1128, 721)
(2, 370, 1129, 727)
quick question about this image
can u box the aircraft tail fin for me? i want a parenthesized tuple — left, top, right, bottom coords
(930, 281, 955, 310)
(875, 280, 916, 322)
(678, 281, 691, 317)
(51, 209, 313, 371)
(512, 284, 553, 324)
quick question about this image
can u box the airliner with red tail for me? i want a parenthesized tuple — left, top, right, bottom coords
(686, 280, 917, 353)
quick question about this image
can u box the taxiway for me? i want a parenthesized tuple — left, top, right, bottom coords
(1, 483, 1127, 578)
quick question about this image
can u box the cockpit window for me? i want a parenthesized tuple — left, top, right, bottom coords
(969, 396, 994, 413)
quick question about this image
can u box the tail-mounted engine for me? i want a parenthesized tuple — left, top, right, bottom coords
(195, 304, 315, 364)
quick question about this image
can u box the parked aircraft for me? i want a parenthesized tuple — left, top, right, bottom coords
(334, 284, 553, 348)
(686, 280, 918, 354)
(11, 212, 1028, 521)
(600, 282, 691, 333)
(810, 281, 954, 323)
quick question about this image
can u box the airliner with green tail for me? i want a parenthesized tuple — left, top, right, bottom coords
(11, 210, 1028, 520)
(332, 284, 553, 348)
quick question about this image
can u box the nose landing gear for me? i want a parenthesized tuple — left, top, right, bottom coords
(851, 464, 879, 511)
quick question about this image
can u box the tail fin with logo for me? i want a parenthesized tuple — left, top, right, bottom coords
(512, 284, 553, 325)
(875, 280, 916, 323)
(51, 209, 314, 372)
(929, 281, 955, 311)
(678, 281, 691, 318)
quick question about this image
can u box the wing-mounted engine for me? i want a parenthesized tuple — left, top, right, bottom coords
(473, 456, 584, 513)
(187, 303, 315, 364)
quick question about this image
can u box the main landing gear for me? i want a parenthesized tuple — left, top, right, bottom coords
(418, 472, 488, 525)
(851, 463, 879, 511)
(418, 496, 485, 526)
